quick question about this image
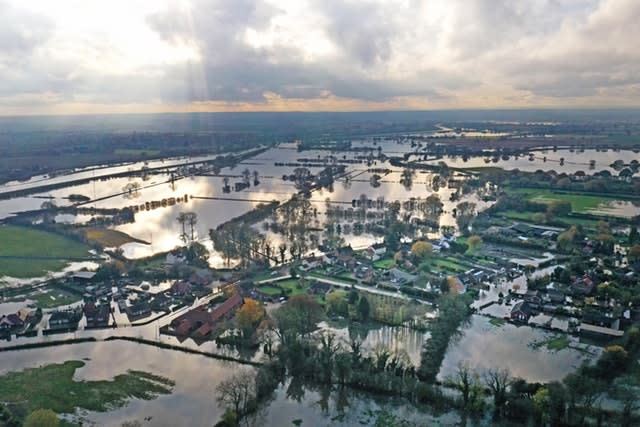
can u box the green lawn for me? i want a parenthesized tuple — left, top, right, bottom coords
(258, 285, 282, 296)
(0, 361, 174, 423)
(373, 258, 395, 269)
(0, 226, 90, 278)
(30, 288, 82, 309)
(432, 257, 467, 273)
(278, 279, 308, 296)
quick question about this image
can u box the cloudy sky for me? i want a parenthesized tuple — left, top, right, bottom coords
(1, 0, 639, 115)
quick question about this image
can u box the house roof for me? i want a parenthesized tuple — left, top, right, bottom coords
(210, 293, 243, 323)
(73, 271, 96, 280)
(511, 301, 533, 316)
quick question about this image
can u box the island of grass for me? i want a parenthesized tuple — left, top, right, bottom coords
(83, 228, 149, 248)
(0, 360, 174, 425)
(0, 225, 91, 278)
(531, 335, 571, 352)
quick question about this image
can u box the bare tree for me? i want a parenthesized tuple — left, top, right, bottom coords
(216, 370, 256, 417)
(484, 368, 511, 419)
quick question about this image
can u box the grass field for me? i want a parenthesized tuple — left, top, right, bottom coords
(30, 288, 82, 309)
(501, 210, 599, 228)
(506, 187, 627, 213)
(258, 285, 282, 296)
(0, 226, 90, 278)
(0, 360, 174, 423)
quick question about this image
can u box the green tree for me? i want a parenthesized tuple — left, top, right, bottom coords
(23, 409, 59, 427)
(357, 296, 370, 320)
(326, 291, 348, 316)
(272, 294, 324, 347)
(609, 376, 640, 427)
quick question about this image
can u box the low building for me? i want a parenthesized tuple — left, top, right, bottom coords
(127, 301, 151, 320)
(364, 244, 387, 261)
(49, 310, 79, 328)
(170, 280, 193, 297)
(0, 313, 25, 330)
(72, 271, 96, 284)
(511, 301, 534, 323)
(170, 293, 244, 337)
(523, 290, 542, 307)
(578, 323, 624, 339)
(309, 281, 331, 296)
(84, 303, 110, 327)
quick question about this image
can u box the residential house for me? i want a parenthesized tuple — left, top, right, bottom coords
(127, 301, 151, 320)
(510, 301, 534, 323)
(309, 281, 331, 296)
(170, 280, 193, 297)
(49, 311, 79, 328)
(545, 288, 566, 304)
(571, 274, 599, 295)
(364, 244, 387, 261)
(84, 303, 110, 327)
(523, 290, 543, 307)
(0, 313, 25, 331)
(151, 293, 172, 310)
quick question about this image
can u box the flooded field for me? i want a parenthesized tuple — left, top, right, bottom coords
(0, 340, 456, 427)
(320, 313, 592, 383)
(424, 148, 640, 175)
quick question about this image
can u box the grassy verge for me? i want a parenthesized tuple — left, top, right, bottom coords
(0, 226, 90, 278)
(0, 360, 174, 423)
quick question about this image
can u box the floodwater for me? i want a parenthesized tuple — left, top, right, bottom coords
(0, 340, 458, 427)
(1, 143, 637, 278)
(0, 142, 493, 277)
(438, 315, 598, 383)
(320, 313, 592, 384)
(425, 148, 639, 176)
(0, 315, 594, 425)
